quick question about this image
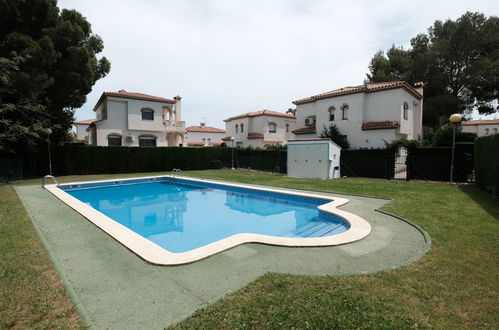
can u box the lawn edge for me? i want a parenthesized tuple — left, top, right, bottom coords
(13, 185, 95, 330)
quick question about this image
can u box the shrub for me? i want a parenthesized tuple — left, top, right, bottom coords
(474, 134, 499, 197)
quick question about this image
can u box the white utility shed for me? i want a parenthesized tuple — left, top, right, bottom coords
(287, 139, 341, 179)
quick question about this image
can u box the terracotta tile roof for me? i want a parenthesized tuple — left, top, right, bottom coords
(186, 125, 225, 133)
(293, 81, 423, 105)
(224, 110, 295, 122)
(211, 142, 222, 147)
(247, 133, 264, 139)
(188, 142, 204, 146)
(93, 90, 177, 111)
(73, 119, 96, 125)
(461, 119, 499, 125)
(292, 126, 317, 135)
(361, 121, 400, 130)
(221, 136, 233, 141)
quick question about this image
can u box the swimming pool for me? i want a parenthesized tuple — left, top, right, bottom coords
(45, 176, 371, 265)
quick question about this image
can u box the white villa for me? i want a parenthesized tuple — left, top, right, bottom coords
(291, 81, 424, 148)
(73, 118, 96, 141)
(461, 119, 499, 137)
(186, 123, 225, 147)
(87, 90, 185, 147)
(223, 110, 297, 148)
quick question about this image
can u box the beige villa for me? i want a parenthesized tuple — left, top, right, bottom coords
(87, 90, 185, 147)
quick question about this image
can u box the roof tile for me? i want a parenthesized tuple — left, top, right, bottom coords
(293, 81, 423, 105)
(224, 110, 295, 122)
(361, 121, 400, 130)
(186, 125, 225, 133)
(292, 126, 317, 135)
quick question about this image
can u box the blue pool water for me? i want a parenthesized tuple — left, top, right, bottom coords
(62, 178, 349, 253)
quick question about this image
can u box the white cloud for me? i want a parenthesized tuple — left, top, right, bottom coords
(59, 0, 499, 125)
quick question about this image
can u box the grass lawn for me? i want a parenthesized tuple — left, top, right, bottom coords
(1, 170, 498, 329)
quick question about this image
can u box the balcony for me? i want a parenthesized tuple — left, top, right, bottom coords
(164, 120, 185, 134)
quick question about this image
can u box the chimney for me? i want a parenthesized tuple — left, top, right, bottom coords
(173, 95, 181, 121)
(200, 122, 206, 127)
(413, 82, 424, 96)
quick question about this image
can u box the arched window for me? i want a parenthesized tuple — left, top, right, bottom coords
(286, 123, 290, 132)
(138, 135, 157, 146)
(141, 108, 154, 120)
(207, 138, 211, 145)
(494, 128, 498, 134)
(235, 124, 239, 134)
(485, 128, 489, 135)
(202, 138, 206, 145)
(240, 123, 244, 133)
(341, 104, 349, 120)
(403, 102, 409, 120)
(328, 106, 335, 121)
(107, 134, 122, 146)
(269, 122, 277, 133)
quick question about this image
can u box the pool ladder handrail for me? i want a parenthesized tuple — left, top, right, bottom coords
(41, 175, 59, 188)
(169, 168, 182, 190)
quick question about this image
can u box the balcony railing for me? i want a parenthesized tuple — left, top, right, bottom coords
(164, 120, 185, 127)
(164, 120, 185, 134)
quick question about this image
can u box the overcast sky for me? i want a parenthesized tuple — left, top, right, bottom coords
(60, 0, 498, 127)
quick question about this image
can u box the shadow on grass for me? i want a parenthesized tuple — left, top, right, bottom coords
(458, 185, 499, 221)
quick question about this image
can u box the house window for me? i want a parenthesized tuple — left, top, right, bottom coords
(485, 128, 489, 135)
(107, 134, 122, 146)
(202, 138, 206, 145)
(269, 122, 277, 133)
(403, 102, 409, 120)
(240, 123, 244, 133)
(341, 104, 349, 120)
(235, 124, 239, 134)
(236, 142, 243, 148)
(138, 135, 157, 146)
(207, 138, 211, 145)
(328, 106, 335, 121)
(286, 123, 289, 132)
(141, 108, 154, 120)
(494, 128, 498, 134)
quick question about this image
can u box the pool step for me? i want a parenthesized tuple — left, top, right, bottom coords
(306, 223, 345, 237)
(294, 221, 334, 237)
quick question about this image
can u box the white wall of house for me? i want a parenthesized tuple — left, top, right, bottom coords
(74, 124, 90, 140)
(294, 88, 423, 149)
(89, 96, 183, 147)
(186, 131, 225, 146)
(225, 115, 296, 148)
(462, 123, 499, 136)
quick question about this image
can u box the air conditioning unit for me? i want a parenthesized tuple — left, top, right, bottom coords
(305, 117, 316, 126)
(126, 135, 134, 142)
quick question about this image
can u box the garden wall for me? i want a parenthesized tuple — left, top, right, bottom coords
(474, 135, 499, 196)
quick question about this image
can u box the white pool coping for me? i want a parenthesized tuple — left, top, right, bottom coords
(44, 175, 372, 265)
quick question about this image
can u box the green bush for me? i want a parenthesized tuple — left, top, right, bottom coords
(474, 134, 499, 196)
(432, 124, 477, 146)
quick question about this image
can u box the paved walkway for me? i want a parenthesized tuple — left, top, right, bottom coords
(16, 184, 430, 330)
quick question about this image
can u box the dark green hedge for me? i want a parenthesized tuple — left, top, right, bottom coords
(52, 146, 233, 175)
(407, 143, 474, 182)
(340, 149, 395, 179)
(474, 134, 499, 196)
(236, 149, 287, 173)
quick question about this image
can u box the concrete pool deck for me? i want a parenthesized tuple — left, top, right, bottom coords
(15, 183, 430, 330)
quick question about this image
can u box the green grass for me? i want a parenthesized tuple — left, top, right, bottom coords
(2, 169, 498, 329)
(0, 184, 84, 329)
(170, 170, 499, 329)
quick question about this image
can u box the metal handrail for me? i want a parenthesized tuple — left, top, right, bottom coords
(41, 175, 59, 188)
(169, 168, 182, 189)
